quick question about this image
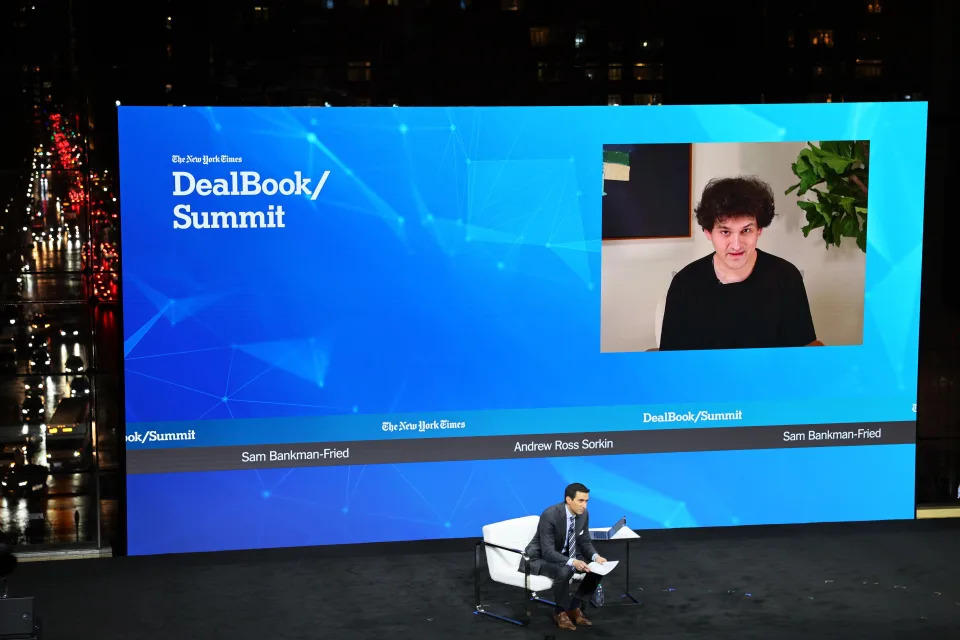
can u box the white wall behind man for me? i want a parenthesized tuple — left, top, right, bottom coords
(600, 141, 866, 352)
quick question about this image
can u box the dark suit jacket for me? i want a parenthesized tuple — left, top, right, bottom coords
(519, 502, 599, 573)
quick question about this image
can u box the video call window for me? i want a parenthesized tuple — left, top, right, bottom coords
(600, 141, 868, 353)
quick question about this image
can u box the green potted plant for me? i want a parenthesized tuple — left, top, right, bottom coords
(785, 141, 869, 252)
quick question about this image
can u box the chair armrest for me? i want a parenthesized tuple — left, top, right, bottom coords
(479, 540, 529, 561)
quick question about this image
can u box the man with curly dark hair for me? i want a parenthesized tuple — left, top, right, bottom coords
(659, 176, 817, 351)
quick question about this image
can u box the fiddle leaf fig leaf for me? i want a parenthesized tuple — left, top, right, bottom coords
(789, 141, 869, 252)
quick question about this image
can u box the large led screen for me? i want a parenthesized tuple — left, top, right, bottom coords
(118, 104, 925, 555)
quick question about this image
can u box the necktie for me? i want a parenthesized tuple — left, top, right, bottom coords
(565, 516, 577, 559)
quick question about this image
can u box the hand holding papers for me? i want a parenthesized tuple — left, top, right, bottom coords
(585, 559, 618, 576)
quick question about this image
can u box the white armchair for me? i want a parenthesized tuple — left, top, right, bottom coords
(473, 515, 554, 626)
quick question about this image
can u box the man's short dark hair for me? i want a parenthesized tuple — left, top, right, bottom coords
(565, 482, 590, 501)
(694, 176, 776, 231)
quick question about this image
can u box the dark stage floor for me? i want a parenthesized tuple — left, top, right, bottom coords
(10, 519, 960, 639)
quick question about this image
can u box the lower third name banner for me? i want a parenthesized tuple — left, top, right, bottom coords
(125, 421, 914, 474)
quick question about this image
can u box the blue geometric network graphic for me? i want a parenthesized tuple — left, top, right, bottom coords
(119, 104, 925, 555)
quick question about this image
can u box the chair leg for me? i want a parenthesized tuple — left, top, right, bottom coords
(474, 541, 532, 626)
(473, 609, 528, 626)
(531, 592, 555, 607)
(474, 542, 483, 611)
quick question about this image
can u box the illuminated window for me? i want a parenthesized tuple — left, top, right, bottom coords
(574, 29, 585, 48)
(530, 27, 549, 47)
(787, 31, 795, 48)
(501, 0, 519, 10)
(633, 93, 661, 105)
(855, 59, 883, 78)
(165, 16, 172, 30)
(633, 63, 664, 81)
(325, 0, 334, 7)
(253, 6, 270, 21)
(867, 1, 883, 12)
(164, 83, 173, 94)
(584, 64, 597, 80)
(809, 29, 834, 47)
(608, 63, 622, 81)
(387, 0, 399, 6)
(347, 61, 372, 82)
(607, 94, 621, 106)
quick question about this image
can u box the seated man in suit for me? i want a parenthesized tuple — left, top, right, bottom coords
(519, 482, 607, 631)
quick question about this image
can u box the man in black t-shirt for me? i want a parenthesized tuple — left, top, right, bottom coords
(659, 176, 817, 351)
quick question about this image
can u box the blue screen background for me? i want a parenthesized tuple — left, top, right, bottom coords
(118, 104, 925, 555)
